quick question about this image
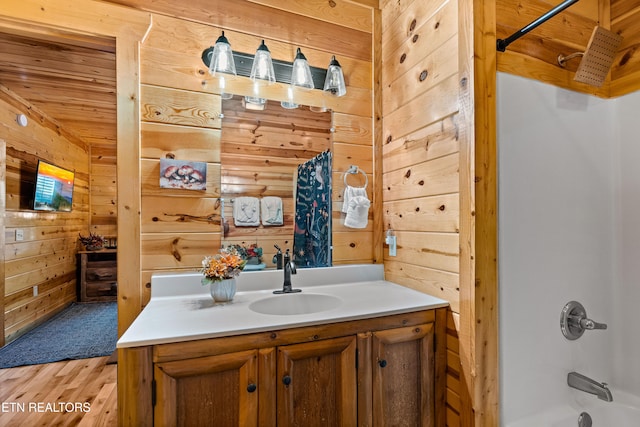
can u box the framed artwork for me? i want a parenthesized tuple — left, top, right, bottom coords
(159, 158, 207, 190)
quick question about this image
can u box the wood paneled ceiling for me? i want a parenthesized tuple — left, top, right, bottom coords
(0, 30, 116, 150)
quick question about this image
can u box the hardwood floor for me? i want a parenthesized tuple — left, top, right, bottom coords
(0, 356, 117, 426)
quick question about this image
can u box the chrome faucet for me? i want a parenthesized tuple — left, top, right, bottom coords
(274, 249, 301, 294)
(567, 372, 613, 402)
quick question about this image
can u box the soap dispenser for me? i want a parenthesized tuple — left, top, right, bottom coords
(273, 244, 283, 270)
(385, 229, 397, 257)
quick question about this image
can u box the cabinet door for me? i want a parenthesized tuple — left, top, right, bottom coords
(372, 323, 435, 427)
(154, 349, 260, 426)
(277, 336, 357, 427)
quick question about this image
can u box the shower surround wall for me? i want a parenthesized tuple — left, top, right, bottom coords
(498, 72, 640, 424)
(613, 92, 640, 394)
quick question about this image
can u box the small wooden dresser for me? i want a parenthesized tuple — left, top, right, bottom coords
(77, 249, 117, 302)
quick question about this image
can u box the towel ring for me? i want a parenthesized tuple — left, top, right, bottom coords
(344, 165, 368, 189)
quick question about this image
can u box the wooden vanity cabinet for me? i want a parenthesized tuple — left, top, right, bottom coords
(152, 338, 357, 427)
(153, 349, 261, 426)
(277, 336, 358, 426)
(119, 309, 446, 427)
(372, 324, 437, 427)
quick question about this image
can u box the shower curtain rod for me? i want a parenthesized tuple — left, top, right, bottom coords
(496, 0, 581, 52)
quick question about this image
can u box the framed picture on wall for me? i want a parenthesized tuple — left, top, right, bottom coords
(159, 158, 207, 190)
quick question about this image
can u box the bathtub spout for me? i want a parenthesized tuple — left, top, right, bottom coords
(568, 371, 613, 402)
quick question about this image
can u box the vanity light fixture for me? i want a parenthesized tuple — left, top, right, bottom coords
(323, 56, 347, 97)
(290, 48, 314, 90)
(281, 47, 313, 109)
(245, 40, 274, 109)
(201, 37, 347, 97)
(250, 40, 276, 85)
(207, 31, 236, 100)
(208, 31, 236, 76)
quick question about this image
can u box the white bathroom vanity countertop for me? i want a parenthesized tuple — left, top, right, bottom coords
(117, 264, 449, 348)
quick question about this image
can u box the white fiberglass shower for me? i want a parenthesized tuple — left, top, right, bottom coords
(497, 72, 640, 426)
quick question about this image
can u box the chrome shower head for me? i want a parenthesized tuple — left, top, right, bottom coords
(558, 26, 623, 88)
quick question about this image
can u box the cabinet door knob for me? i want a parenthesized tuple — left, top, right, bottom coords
(247, 383, 257, 393)
(378, 359, 387, 368)
(282, 375, 292, 386)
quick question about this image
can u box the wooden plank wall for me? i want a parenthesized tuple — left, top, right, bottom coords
(0, 33, 118, 237)
(220, 97, 332, 266)
(610, 0, 640, 95)
(379, 0, 468, 425)
(496, 0, 640, 97)
(139, 83, 223, 302)
(0, 86, 90, 344)
(137, 3, 375, 305)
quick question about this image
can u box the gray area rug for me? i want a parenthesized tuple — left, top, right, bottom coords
(0, 302, 117, 369)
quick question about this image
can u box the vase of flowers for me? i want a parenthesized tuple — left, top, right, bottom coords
(200, 248, 246, 302)
(78, 233, 105, 251)
(225, 243, 263, 269)
(208, 278, 236, 302)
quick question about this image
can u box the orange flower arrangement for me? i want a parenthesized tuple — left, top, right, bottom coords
(201, 248, 246, 282)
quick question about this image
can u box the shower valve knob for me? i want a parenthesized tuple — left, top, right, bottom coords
(579, 318, 607, 330)
(561, 301, 608, 340)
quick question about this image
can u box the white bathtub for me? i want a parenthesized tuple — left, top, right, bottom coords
(507, 389, 640, 427)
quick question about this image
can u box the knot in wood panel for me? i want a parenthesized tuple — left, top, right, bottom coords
(171, 238, 182, 261)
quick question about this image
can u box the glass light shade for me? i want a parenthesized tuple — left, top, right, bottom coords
(281, 86, 299, 109)
(218, 76, 234, 100)
(310, 105, 328, 113)
(209, 31, 236, 77)
(290, 48, 314, 89)
(250, 40, 276, 85)
(243, 96, 266, 110)
(323, 56, 347, 97)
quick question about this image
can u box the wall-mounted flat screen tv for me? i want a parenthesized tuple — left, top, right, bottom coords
(33, 160, 75, 212)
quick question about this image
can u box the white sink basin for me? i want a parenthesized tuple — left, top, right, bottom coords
(249, 293, 342, 316)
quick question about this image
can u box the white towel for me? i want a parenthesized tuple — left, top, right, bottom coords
(342, 185, 367, 213)
(233, 197, 260, 226)
(261, 196, 283, 226)
(343, 185, 370, 228)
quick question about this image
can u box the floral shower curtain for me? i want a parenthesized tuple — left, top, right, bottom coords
(293, 151, 332, 268)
